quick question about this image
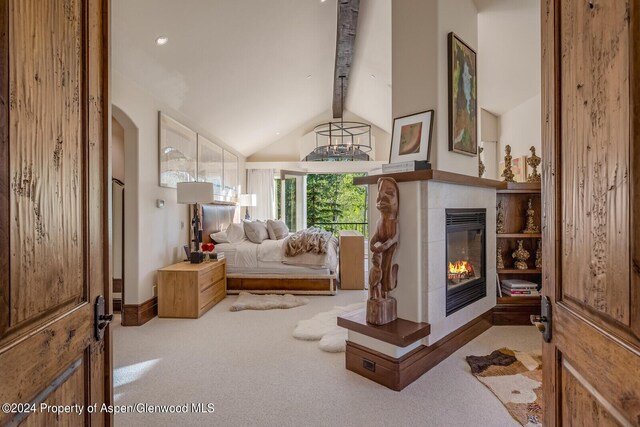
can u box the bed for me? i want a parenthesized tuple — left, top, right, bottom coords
(200, 203, 337, 295)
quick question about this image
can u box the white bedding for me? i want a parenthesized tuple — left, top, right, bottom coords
(213, 237, 338, 273)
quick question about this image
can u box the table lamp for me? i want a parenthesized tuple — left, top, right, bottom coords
(238, 194, 257, 220)
(177, 182, 215, 263)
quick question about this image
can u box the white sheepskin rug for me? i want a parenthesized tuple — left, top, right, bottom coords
(293, 302, 365, 353)
(230, 292, 309, 312)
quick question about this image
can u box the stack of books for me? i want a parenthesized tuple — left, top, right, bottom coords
(381, 160, 431, 174)
(211, 252, 225, 261)
(500, 279, 540, 297)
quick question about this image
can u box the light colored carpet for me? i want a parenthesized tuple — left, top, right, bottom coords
(230, 292, 309, 311)
(113, 290, 541, 427)
(292, 302, 365, 352)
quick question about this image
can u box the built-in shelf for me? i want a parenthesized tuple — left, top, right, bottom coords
(496, 296, 542, 304)
(498, 269, 542, 274)
(497, 233, 542, 238)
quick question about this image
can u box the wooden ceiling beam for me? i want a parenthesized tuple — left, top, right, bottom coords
(332, 0, 360, 119)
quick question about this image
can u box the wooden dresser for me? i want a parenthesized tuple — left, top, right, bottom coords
(157, 259, 227, 318)
(338, 230, 365, 290)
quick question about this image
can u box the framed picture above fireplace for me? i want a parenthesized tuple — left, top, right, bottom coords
(389, 110, 434, 164)
(447, 32, 478, 156)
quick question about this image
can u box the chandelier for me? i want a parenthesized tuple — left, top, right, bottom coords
(305, 77, 372, 161)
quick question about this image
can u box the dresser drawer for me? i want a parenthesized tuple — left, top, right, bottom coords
(199, 265, 225, 291)
(200, 279, 226, 311)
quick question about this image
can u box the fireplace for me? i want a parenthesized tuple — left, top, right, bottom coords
(445, 209, 486, 316)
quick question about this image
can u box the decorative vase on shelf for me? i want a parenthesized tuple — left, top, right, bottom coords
(501, 145, 516, 183)
(522, 198, 540, 234)
(497, 242, 505, 269)
(535, 239, 542, 269)
(512, 240, 530, 270)
(478, 147, 486, 178)
(496, 200, 505, 234)
(527, 146, 541, 183)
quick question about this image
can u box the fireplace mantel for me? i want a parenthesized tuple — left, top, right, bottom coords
(353, 169, 506, 189)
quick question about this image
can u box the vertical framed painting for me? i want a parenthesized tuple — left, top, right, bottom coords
(389, 110, 434, 164)
(159, 112, 197, 188)
(197, 134, 224, 195)
(223, 150, 238, 198)
(448, 32, 478, 156)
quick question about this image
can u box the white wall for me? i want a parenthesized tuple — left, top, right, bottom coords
(434, 0, 479, 175)
(112, 117, 125, 183)
(392, 0, 479, 176)
(498, 94, 541, 160)
(113, 70, 246, 304)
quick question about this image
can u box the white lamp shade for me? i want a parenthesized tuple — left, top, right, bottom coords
(238, 193, 257, 207)
(177, 182, 215, 204)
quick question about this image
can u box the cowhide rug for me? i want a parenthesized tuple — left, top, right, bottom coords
(292, 302, 365, 353)
(230, 292, 309, 312)
(466, 347, 544, 427)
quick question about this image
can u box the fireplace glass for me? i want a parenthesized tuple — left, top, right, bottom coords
(445, 209, 486, 316)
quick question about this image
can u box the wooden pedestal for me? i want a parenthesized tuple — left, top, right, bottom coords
(366, 298, 397, 325)
(339, 310, 492, 391)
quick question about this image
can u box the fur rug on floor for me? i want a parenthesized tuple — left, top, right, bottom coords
(230, 292, 309, 312)
(292, 302, 365, 353)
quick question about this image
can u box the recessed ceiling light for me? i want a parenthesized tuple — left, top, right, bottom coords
(370, 74, 376, 79)
(321, 0, 327, 2)
(276, 132, 281, 136)
(306, 75, 313, 79)
(155, 36, 169, 46)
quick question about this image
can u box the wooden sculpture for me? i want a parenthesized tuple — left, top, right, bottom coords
(478, 146, 486, 178)
(513, 240, 530, 270)
(501, 145, 516, 183)
(367, 177, 400, 325)
(526, 146, 541, 182)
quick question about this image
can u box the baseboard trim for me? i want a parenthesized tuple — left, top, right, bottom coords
(122, 296, 157, 326)
(345, 309, 493, 391)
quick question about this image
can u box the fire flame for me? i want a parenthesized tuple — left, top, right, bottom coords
(448, 260, 474, 277)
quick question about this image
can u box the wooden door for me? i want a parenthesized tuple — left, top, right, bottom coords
(542, 0, 640, 425)
(0, 0, 111, 425)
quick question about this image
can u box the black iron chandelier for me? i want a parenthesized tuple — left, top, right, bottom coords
(305, 76, 372, 161)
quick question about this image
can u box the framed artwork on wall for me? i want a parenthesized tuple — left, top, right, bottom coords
(197, 134, 224, 195)
(223, 150, 239, 198)
(448, 32, 478, 156)
(159, 112, 197, 188)
(389, 110, 434, 164)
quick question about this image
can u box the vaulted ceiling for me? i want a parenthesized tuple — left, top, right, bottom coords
(112, 0, 391, 157)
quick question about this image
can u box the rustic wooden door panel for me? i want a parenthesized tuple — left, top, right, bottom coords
(8, 0, 86, 332)
(561, 362, 624, 427)
(559, 0, 630, 326)
(0, 0, 111, 425)
(543, 0, 640, 425)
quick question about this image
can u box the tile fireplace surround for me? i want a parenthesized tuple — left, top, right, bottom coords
(352, 171, 499, 357)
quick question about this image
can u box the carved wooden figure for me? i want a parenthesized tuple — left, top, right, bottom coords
(367, 177, 400, 325)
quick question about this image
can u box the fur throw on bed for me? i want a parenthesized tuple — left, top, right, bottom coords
(283, 227, 333, 257)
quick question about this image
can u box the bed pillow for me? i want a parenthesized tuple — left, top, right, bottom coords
(226, 223, 246, 243)
(267, 219, 289, 240)
(243, 220, 269, 244)
(210, 230, 230, 244)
